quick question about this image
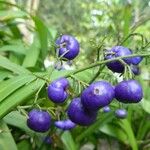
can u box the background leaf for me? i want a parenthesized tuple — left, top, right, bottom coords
(0, 121, 17, 150)
(23, 35, 40, 68)
(33, 16, 49, 61)
(0, 55, 30, 74)
(4, 111, 34, 136)
(61, 131, 77, 150)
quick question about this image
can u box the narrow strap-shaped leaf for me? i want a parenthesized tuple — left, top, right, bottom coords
(0, 79, 45, 119)
(119, 119, 138, 150)
(22, 35, 40, 67)
(0, 44, 26, 54)
(0, 121, 18, 150)
(0, 55, 30, 74)
(0, 75, 36, 102)
(4, 111, 34, 136)
(0, 10, 26, 21)
(76, 112, 114, 142)
(100, 123, 128, 144)
(0, 69, 12, 81)
(61, 131, 77, 150)
(32, 16, 49, 60)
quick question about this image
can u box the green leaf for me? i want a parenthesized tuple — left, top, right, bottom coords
(50, 68, 94, 82)
(0, 79, 45, 118)
(0, 10, 26, 21)
(32, 16, 49, 60)
(123, 5, 132, 38)
(0, 44, 26, 54)
(48, 27, 57, 39)
(119, 119, 138, 150)
(4, 111, 34, 136)
(136, 116, 150, 140)
(0, 55, 30, 74)
(0, 69, 12, 81)
(74, 69, 94, 83)
(7, 22, 22, 39)
(140, 98, 150, 114)
(17, 140, 31, 150)
(23, 35, 40, 67)
(0, 75, 36, 103)
(100, 123, 128, 144)
(0, 121, 17, 150)
(61, 131, 77, 150)
(50, 70, 72, 80)
(9, 52, 23, 65)
(76, 112, 114, 142)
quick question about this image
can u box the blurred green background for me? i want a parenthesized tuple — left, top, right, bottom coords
(0, 0, 150, 150)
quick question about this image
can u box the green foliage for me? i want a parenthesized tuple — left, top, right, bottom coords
(61, 131, 77, 150)
(0, 0, 150, 149)
(4, 111, 35, 135)
(0, 121, 17, 150)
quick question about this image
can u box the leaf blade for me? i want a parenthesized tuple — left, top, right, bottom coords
(0, 121, 17, 150)
(0, 79, 45, 118)
(0, 75, 36, 102)
(0, 55, 30, 74)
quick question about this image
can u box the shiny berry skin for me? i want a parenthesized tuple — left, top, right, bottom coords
(115, 80, 143, 103)
(27, 109, 51, 132)
(103, 106, 111, 113)
(67, 98, 97, 126)
(51, 77, 69, 89)
(105, 46, 132, 73)
(130, 65, 140, 75)
(47, 78, 69, 103)
(81, 81, 115, 111)
(131, 56, 143, 65)
(54, 119, 76, 130)
(56, 35, 80, 60)
(115, 109, 127, 119)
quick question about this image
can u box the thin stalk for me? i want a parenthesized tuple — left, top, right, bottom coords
(64, 53, 150, 78)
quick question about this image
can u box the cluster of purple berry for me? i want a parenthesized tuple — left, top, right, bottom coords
(105, 46, 142, 75)
(27, 35, 143, 133)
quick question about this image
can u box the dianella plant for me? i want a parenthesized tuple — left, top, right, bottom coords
(0, 0, 150, 150)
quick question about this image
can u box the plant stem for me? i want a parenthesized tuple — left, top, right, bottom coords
(89, 65, 105, 84)
(64, 53, 150, 78)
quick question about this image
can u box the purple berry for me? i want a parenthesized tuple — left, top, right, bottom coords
(103, 106, 111, 113)
(105, 46, 132, 73)
(115, 109, 127, 119)
(131, 56, 143, 65)
(47, 78, 69, 103)
(130, 65, 140, 75)
(81, 81, 115, 111)
(56, 35, 80, 60)
(54, 119, 76, 130)
(27, 109, 51, 132)
(51, 77, 69, 89)
(67, 98, 97, 126)
(48, 86, 68, 103)
(115, 80, 143, 103)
